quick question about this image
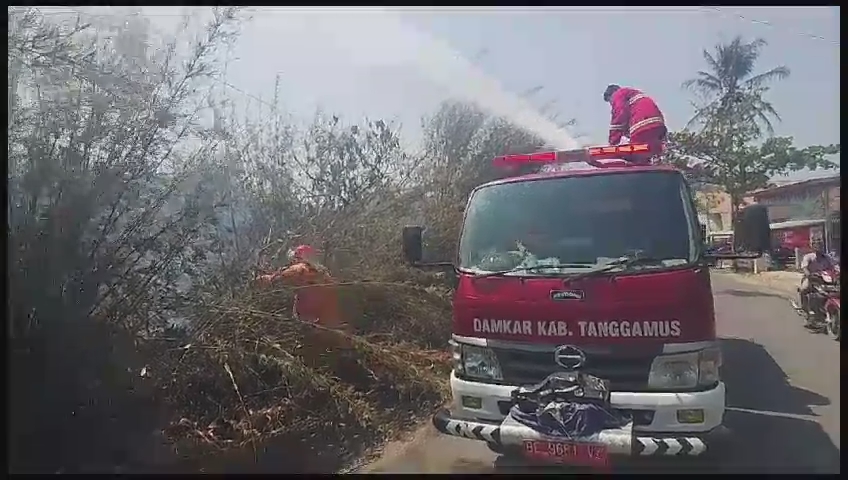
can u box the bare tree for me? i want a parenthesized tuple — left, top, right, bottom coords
(8, 7, 245, 472)
(418, 100, 552, 258)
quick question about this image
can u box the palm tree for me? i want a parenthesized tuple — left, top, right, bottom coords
(682, 36, 790, 135)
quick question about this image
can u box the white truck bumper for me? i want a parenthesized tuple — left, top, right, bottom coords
(432, 371, 729, 457)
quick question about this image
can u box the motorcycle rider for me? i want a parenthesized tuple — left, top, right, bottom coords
(798, 239, 837, 316)
(603, 84, 667, 164)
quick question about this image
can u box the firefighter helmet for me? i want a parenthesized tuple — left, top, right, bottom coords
(288, 244, 317, 262)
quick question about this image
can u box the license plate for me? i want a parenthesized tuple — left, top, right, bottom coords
(523, 440, 609, 467)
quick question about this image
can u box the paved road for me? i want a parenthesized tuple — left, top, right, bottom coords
(361, 272, 840, 474)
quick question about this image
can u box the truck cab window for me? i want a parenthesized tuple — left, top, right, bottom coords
(459, 171, 696, 273)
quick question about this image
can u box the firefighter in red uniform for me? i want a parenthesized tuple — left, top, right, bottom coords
(603, 84, 667, 164)
(256, 244, 348, 337)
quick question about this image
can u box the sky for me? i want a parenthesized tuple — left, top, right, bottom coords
(42, 6, 841, 180)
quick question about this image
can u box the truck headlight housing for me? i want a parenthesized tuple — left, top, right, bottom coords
(648, 346, 721, 390)
(450, 341, 503, 381)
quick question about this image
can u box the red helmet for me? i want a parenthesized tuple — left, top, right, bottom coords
(288, 244, 317, 262)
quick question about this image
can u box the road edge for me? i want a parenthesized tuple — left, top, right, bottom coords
(347, 418, 441, 474)
(710, 270, 797, 301)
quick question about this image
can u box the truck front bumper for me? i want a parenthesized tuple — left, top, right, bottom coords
(433, 372, 729, 457)
(432, 408, 729, 457)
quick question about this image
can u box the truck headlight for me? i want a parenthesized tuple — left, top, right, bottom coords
(648, 346, 721, 390)
(451, 342, 503, 381)
(449, 340, 463, 373)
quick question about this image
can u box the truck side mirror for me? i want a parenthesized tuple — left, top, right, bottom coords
(402, 225, 424, 265)
(734, 205, 770, 253)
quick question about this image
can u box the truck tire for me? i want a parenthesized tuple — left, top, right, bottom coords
(486, 441, 505, 455)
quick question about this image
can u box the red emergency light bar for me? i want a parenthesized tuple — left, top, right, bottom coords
(492, 143, 655, 170)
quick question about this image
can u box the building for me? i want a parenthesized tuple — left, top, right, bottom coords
(749, 175, 841, 222)
(695, 186, 754, 234)
(749, 174, 841, 254)
(695, 186, 733, 233)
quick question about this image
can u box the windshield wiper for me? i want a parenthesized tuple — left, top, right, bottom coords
(564, 252, 667, 282)
(471, 253, 671, 280)
(474, 264, 591, 279)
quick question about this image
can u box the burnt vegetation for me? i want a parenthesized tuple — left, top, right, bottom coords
(7, 8, 553, 473)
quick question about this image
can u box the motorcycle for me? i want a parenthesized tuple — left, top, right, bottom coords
(791, 267, 840, 338)
(824, 290, 840, 341)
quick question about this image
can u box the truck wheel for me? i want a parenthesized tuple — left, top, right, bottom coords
(486, 441, 505, 455)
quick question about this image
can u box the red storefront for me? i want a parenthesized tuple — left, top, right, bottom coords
(770, 219, 825, 252)
(750, 175, 840, 255)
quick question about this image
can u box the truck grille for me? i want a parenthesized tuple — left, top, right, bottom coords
(496, 401, 656, 425)
(491, 346, 657, 391)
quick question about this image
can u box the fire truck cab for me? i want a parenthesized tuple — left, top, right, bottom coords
(401, 144, 770, 465)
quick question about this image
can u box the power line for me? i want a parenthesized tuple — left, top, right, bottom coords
(217, 79, 278, 111)
(23, 6, 839, 108)
(28, 6, 266, 18)
(32, 6, 839, 48)
(35, 5, 840, 41)
(31, 7, 208, 18)
(699, 7, 839, 47)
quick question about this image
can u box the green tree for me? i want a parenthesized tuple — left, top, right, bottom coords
(666, 36, 839, 223)
(682, 36, 790, 136)
(664, 129, 839, 222)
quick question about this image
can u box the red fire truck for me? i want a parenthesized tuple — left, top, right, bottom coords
(401, 144, 770, 467)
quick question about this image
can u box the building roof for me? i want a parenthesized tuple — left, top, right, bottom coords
(708, 218, 828, 237)
(770, 218, 827, 230)
(750, 174, 840, 199)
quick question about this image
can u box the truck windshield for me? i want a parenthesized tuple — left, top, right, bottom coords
(458, 171, 698, 274)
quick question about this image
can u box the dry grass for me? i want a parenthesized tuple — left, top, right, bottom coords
(144, 276, 454, 472)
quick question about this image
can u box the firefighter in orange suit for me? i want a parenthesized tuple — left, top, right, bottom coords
(256, 244, 348, 336)
(603, 84, 667, 164)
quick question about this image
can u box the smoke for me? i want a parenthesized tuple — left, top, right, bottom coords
(309, 10, 581, 150)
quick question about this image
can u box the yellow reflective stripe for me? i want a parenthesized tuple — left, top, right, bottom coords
(628, 93, 648, 105)
(629, 116, 664, 134)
